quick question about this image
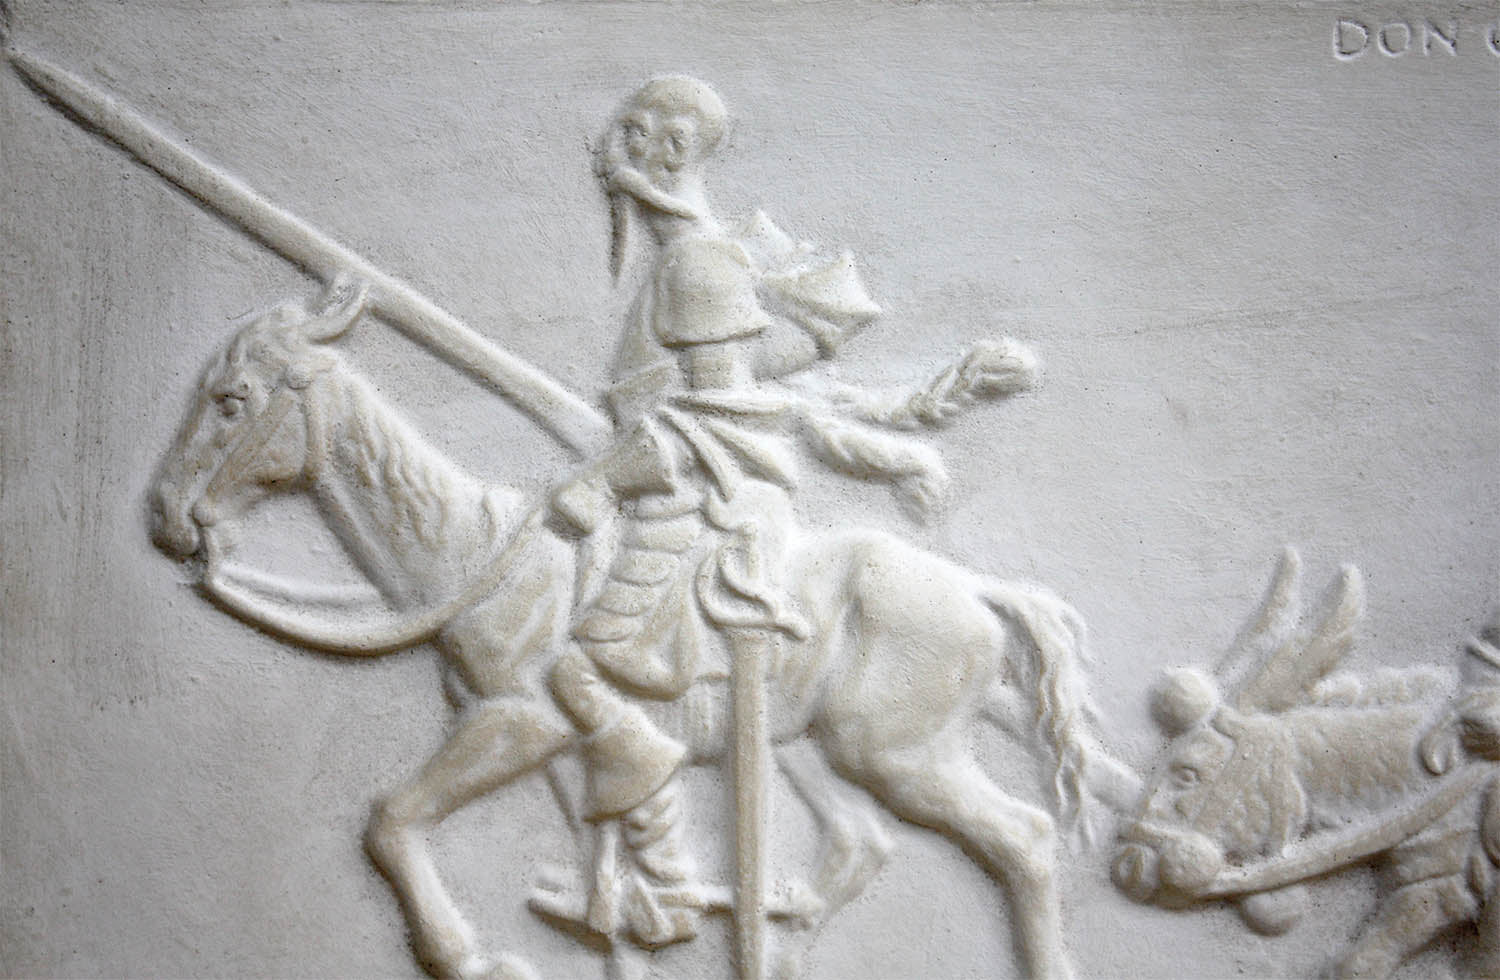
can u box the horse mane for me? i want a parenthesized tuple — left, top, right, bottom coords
(1304, 666, 1451, 710)
(321, 366, 488, 557)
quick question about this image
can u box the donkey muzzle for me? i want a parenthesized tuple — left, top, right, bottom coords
(1113, 823, 1225, 903)
(1112, 841, 1162, 902)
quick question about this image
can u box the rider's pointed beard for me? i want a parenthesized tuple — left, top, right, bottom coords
(608, 191, 633, 282)
(603, 167, 702, 281)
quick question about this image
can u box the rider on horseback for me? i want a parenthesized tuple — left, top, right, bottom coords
(545, 76, 886, 946)
(545, 75, 1045, 950)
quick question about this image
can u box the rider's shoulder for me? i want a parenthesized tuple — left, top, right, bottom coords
(660, 232, 756, 280)
(653, 230, 767, 348)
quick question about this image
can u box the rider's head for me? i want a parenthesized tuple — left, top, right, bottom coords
(602, 77, 726, 195)
(599, 77, 726, 275)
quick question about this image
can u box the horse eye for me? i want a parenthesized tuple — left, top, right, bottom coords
(1171, 765, 1200, 787)
(217, 393, 245, 417)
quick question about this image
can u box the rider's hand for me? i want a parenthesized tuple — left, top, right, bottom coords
(551, 475, 610, 535)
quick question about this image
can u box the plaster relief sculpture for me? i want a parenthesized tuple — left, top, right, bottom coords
(46, 63, 1151, 980)
(6, 5, 1496, 979)
(1114, 549, 1500, 979)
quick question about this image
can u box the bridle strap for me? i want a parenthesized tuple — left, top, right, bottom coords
(1199, 762, 1492, 898)
(1188, 716, 1300, 845)
(198, 386, 301, 512)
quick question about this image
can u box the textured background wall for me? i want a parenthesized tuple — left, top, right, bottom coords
(2, 2, 1496, 977)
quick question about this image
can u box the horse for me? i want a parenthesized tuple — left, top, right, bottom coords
(150, 283, 1136, 980)
(1111, 548, 1500, 979)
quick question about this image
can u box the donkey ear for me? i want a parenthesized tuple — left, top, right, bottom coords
(1215, 547, 1302, 697)
(302, 275, 370, 343)
(1238, 564, 1364, 714)
(1151, 668, 1219, 735)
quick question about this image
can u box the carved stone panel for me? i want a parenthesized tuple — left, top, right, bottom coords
(2, 3, 1496, 979)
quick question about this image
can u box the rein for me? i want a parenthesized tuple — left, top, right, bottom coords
(201, 506, 542, 654)
(195, 374, 544, 654)
(1199, 761, 1492, 898)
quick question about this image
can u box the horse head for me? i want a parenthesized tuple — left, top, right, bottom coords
(150, 279, 369, 561)
(1112, 547, 1365, 935)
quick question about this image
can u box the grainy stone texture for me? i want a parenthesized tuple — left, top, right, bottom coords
(2, 3, 1496, 978)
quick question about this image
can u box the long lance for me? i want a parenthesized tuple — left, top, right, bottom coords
(8, 44, 612, 459)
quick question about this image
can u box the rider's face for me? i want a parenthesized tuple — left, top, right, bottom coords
(611, 108, 699, 191)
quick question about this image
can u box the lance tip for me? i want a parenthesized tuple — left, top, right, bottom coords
(0, 0, 16, 55)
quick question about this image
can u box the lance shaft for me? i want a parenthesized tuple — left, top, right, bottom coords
(8, 45, 611, 458)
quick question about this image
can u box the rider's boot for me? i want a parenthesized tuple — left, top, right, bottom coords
(617, 775, 703, 948)
(575, 743, 702, 948)
(580, 719, 702, 947)
(552, 649, 702, 946)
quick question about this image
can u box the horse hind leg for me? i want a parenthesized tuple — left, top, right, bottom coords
(846, 743, 1073, 980)
(780, 743, 895, 919)
(365, 696, 572, 980)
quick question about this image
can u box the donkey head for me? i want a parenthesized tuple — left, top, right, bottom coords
(150, 279, 369, 560)
(1112, 547, 1365, 934)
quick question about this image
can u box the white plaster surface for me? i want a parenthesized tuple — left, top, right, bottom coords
(2, 2, 1497, 978)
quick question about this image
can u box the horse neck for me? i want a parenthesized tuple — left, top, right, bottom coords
(1283, 701, 1435, 819)
(305, 370, 498, 605)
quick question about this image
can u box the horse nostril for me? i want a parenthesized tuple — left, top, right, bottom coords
(1112, 843, 1160, 902)
(150, 507, 201, 558)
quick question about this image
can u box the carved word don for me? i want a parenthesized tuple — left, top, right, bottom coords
(1333, 17, 1500, 59)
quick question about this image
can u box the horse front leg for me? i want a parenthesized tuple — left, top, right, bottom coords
(365, 696, 573, 980)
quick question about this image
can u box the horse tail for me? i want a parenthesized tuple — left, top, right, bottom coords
(980, 581, 1135, 850)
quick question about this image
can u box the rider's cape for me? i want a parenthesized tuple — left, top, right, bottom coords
(734, 210, 882, 359)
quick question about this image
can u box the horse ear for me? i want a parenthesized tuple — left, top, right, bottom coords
(1215, 547, 1302, 698)
(302, 276, 370, 344)
(1237, 564, 1364, 714)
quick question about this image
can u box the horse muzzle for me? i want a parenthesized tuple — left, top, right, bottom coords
(149, 478, 204, 559)
(1111, 840, 1162, 902)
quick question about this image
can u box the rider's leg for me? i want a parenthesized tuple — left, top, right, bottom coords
(550, 648, 699, 947)
(550, 647, 685, 819)
(1334, 876, 1472, 979)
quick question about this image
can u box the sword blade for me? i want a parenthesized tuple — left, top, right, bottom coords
(731, 629, 770, 980)
(8, 45, 611, 458)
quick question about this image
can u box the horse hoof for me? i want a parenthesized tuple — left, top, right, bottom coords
(453, 952, 539, 980)
(768, 879, 826, 930)
(487, 953, 541, 980)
